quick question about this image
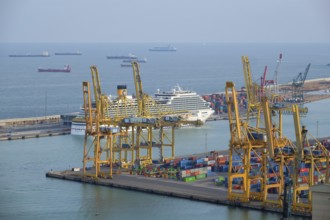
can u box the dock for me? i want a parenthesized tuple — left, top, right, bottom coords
(0, 114, 76, 141)
(46, 167, 311, 218)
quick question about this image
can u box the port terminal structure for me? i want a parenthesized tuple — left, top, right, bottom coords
(44, 57, 329, 217)
(82, 62, 202, 179)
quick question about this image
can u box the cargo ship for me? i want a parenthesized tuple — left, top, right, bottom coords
(71, 84, 214, 135)
(106, 53, 137, 59)
(121, 57, 147, 66)
(9, 51, 50, 57)
(122, 57, 147, 63)
(149, 45, 177, 52)
(54, 51, 82, 55)
(38, 65, 71, 73)
(121, 64, 133, 67)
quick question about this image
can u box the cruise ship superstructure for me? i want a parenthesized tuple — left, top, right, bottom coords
(153, 85, 214, 123)
(71, 85, 214, 135)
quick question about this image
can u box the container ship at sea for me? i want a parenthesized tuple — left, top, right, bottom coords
(149, 45, 177, 51)
(106, 53, 137, 59)
(54, 51, 82, 55)
(71, 84, 214, 135)
(9, 51, 50, 57)
(38, 65, 71, 73)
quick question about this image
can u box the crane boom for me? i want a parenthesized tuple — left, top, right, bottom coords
(274, 53, 282, 95)
(292, 104, 303, 161)
(225, 81, 242, 142)
(132, 61, 147, 116)
(90, 66, 104, 118)
(261, 97, 275, 158)
(242, 56, 256, 106)
(293, 63, 311, 86)
(242, 56, 261, 126)
(260, 65, 268, 97)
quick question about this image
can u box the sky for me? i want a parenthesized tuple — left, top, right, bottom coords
(0, 0, 329, 43)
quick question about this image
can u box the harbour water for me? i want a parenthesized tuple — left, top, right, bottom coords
(1, 43, 329, 219)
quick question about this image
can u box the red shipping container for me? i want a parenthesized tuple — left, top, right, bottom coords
(300, 168, 309, 173)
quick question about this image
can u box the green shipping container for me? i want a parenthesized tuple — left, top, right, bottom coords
(195, 174, 206, 180)
(218, 176, 225, 182)
(183, 176, 196, 182)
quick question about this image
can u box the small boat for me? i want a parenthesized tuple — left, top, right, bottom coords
(149, 45, 176, 52)
(107, 53, 137, 59)
(9, 51, 50, 57)
(54, 51, 82, 55)
(38, 65, 71, 72)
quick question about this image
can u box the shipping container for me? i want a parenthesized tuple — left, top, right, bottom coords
(195, 174, 206, 180)
(183, 176, 196, 182)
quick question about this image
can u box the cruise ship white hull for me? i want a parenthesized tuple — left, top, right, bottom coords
(70, 122, 86, 136)
(71, 109, 214, 136)
(71, 85, 214, 136)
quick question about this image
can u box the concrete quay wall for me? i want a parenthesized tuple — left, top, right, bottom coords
(46, 170, 311, 218)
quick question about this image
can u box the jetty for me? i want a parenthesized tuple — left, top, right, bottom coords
(0, 114, 76, 141)
(46, 166, 311, 218)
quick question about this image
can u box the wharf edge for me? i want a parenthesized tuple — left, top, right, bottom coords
(46, 170, 311, 218)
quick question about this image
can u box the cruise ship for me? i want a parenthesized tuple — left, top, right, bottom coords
(71, 85, 214, 135)
(153, 85, 214, 122)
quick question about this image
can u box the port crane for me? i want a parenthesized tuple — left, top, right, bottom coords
(292, 63, 311, 102)
(128, 61, 201, 164)
(226, 81, 295, 207)
(291, 104, 329, 213)
(274, 53, 283, 96)
(82, 66, 122, 179)
(225, 81, 268, 202)
(226, 57, 325, 215)
(261, 97, 296, 208)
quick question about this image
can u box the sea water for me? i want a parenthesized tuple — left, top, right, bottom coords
(0, 42, 329, 119)
(1, 43, 329, 219)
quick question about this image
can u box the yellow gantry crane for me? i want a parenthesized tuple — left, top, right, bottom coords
(226, 80, 329, 215)
(225, 81, 267, 202)
(81, 63, 205, 177)
(261, 97, 296, 208)
(129, 61, 198, 164)
(225, 81, 296, 208)
(292, 104, 329, 213)
(82, 66, 121, 179)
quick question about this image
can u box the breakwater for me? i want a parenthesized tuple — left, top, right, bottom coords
(0, 114, 75, 141)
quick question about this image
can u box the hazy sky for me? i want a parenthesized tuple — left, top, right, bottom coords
(1, 0, 329, 43)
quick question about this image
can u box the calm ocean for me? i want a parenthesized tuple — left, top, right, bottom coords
(1, 43, 329, 219)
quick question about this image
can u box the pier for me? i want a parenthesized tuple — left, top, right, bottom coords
(46, 167, 311, 218)
(0, 114, 76, 141)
